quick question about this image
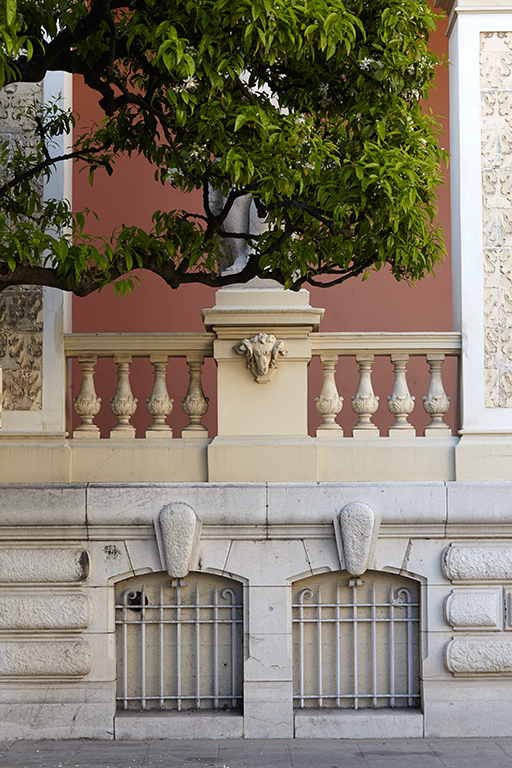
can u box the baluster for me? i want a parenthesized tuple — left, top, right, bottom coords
(73, 355, 101, 438)
(146, 354, 174, 438)
(351, 354, 379, 437)
(387, 353, 415, 437)
(423, 353, 452, 436)
(316, 354, 343, 436)
(110, 354, 138, 438)
(182, 354, 209, 437)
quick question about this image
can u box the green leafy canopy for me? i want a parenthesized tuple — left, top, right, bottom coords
(0, 0, 447, 296)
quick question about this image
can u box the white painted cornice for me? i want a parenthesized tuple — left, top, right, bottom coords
(436, 0, 512, 35)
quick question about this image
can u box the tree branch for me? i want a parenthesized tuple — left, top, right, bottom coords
(0, 145, 109, 199)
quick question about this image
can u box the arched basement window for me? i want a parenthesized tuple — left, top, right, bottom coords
(292, 570, 420, 710)
(115, 571, 243, 712)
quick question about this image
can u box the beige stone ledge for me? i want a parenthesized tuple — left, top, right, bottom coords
(0, 443, 71, 483)
(208, 436, 319, 482)
(294, 709, 424, 739)
(114, 711, 243, 740)
(317, 437, 457, 482)
(6, 435, 512, 482)
(455, 435, 512, 481)
(72, 439, 209, 483)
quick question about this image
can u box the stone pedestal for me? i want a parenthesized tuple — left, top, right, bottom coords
(203, 281, 324, 481)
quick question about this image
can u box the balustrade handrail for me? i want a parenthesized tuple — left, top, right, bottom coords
(311, 332, 461, 356)
(64, 332, 215, 358)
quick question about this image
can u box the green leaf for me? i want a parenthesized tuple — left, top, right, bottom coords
(6, 0, 16, 26)
(234, 114, 247, 132)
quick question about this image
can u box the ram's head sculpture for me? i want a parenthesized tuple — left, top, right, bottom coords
(234, 332, 287, 383)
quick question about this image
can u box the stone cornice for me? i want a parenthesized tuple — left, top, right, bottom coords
(436, 0, 512, 35)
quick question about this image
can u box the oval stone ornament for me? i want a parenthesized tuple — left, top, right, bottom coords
(339, 502, 375, 576)
(159, 503, 202, 578)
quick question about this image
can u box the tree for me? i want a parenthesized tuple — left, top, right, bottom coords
(0, 0, 447, 297)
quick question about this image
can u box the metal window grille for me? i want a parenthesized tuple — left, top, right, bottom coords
(292, 571, 420, 710)
(115, 572, 243, 712)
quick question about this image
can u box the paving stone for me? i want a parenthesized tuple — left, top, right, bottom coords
(0, 738, 512, 768)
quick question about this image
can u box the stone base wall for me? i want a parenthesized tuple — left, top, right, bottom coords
(0, 481, 511, 739)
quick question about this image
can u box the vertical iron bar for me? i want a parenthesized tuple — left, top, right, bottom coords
(389, 586, 395, 708)
(213, 586, 219, 708)
(230, 594, 237, 708)
(195, 583, 201, 709)
(141, 585, 146, 710)
(405, 590, 414, 707)
(177, 580, 182, 712)
(298, 593, 305, 708)
(371, 581, 377, 708)
(317, 586, 323, 708)
(352, 580, 358, 710)
(159, 584, 164, 709)
(122, 596, 128, 710)
(335, 583, 341, 707)
(220, 588, 237, 708)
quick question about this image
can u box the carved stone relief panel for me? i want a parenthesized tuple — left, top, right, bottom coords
(0, 83, 44, 411)
(0, 286, 43, 410)
(481, 32, 512, 407)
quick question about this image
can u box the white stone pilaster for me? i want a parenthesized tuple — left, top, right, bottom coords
(1, 71, 72, 434)
(439, 0, 512, 476)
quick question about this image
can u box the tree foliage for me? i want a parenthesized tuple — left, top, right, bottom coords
(0, 0, 447, 296)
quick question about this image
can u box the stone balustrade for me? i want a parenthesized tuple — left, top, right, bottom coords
(311, 332, 461, 438)
(65, 331, 461, 442)
(0, 328, 464, 482)
(65, 333, 214, 439)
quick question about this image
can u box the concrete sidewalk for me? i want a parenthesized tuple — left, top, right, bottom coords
(0, 739, 508, 768)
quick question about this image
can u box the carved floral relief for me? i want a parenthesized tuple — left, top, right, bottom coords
(481, 33, 512, 407)
(0, 288, 43, 411)
(0, 83, 44, 411)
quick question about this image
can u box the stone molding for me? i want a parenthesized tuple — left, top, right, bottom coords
(444, 589, 502, 630)
(445, 638, 512, 674)
(0, 640, 92, 677)
(0, 549, 89, 583)
(0, 593, 91, 630)
(158, 503, 202, 578)
(442, 545, 512, 581)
